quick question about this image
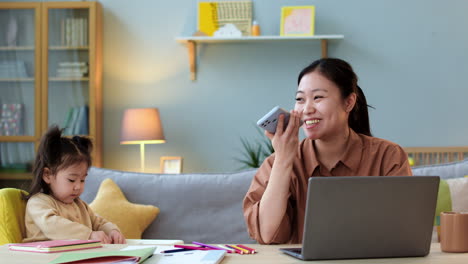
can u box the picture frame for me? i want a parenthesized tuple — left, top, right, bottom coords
(280, 6, 315, 36)
(160, 156, 183, 174)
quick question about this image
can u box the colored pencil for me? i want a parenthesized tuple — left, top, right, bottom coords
(216, 244, 234, 253)
(224, 244, 244, 254)
(192, 241, 233, 253)
(237, 244, 256, 254)
(162, 248, 195, 253)
(174, 245, 211, 250)
(229, 244, 250, 254)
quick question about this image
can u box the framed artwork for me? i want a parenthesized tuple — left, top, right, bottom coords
(280, 6, 315, 36)
(160, 156, 183, 174)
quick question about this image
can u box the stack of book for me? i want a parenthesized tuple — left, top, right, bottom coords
(56, 62, 88, 78)
(0, 61, 28, 78)
(9, 239, 102, 253)
(61, 17, 88, 46)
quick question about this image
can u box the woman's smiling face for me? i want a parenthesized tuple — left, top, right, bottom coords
(294, 71, 355, 141)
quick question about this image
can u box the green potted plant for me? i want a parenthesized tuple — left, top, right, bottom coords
(236, 127, 274, 169)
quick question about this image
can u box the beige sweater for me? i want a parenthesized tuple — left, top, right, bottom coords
(23, 193, 119, 242)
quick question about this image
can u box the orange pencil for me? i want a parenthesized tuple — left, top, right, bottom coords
(237, 244, 256, 254)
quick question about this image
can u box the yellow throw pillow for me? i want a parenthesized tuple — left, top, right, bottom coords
(0, 188, 28, 245)
(89, 178, 159, 239)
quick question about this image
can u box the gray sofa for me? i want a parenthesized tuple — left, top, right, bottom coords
(80, 167, 258, 244)
(80, 159, 468, 244)
(412, 159, 468, 179)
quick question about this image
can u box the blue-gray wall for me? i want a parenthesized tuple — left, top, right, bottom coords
(6, 0, 468, 173)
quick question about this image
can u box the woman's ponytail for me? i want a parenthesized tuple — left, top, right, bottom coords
(349, 85, 372, 136)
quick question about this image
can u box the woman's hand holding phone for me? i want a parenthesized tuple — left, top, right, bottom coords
(257, 106, 302, 164)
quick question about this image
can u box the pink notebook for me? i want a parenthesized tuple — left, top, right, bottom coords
(8, 239, 102, 253)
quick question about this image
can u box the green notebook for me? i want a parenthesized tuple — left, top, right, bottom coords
(48, 247, 156, 264)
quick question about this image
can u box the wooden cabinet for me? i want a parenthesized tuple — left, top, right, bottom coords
(0, 1, 102, 183)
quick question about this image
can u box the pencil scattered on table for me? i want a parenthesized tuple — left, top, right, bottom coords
(237, 244, 256, 254)
(180, 241, 257, 255)
(225, 244, 257, 254)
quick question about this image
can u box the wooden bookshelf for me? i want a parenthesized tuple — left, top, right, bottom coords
(0, 1, 103, 185)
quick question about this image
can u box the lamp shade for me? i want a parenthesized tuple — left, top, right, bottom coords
(120, 108, 166, 144)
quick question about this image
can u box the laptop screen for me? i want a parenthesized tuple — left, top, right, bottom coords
(297, 176, 439, 260)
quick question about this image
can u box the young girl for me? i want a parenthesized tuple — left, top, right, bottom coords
(23, 126, 126, 244)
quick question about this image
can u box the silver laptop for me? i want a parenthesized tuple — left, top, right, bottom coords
(280, 176, 439, 260)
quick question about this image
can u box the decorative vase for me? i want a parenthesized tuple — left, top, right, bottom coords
(6, 16, 18, 46)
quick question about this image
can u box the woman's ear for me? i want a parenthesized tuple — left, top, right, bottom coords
(345, 93, 357, 113)
(42, 168, 52, 184)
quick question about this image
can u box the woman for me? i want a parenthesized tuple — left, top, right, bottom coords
(243, 58, 412, 245)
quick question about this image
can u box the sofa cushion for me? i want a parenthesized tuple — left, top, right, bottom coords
(434, 179, 452, 225)
(81, 167, 257, 244)
(445, 177, 468, 212)
(0, 188, 28, 245)
(89, 178, 159, 239)
(412, 159, 468, 179)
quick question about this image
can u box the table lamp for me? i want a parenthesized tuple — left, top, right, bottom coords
(120, 108, 166, 172)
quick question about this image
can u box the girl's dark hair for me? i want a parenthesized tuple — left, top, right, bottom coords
(297, 58, 373, 136)
(25, 125, 93, 200)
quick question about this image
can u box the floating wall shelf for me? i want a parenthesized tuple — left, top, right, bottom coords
(176, 35, 344, 80)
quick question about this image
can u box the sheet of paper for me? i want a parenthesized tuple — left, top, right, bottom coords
(120, 245, 158, 253)
(156, 250, 226, 264)
(126, 239, 183, 245)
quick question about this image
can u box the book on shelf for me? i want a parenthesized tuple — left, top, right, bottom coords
(8, 239, 102, 253)
(74, 105, 89, 135)
(62, 17, 88, 46)
(63, 105, 89, 136)
(48, 247, 155, 264)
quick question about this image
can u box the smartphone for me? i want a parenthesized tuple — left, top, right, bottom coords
(256, 106, 291, 134)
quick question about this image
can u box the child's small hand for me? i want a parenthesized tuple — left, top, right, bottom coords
(109, 230, 126, 244)
(90, 231, 111, 244)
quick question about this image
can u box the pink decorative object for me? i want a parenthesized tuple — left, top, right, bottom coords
(280, 6, 315, 36)
(0, 104, 23, 136)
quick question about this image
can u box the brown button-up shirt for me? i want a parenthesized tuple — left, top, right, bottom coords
(243, 130, 412, 244)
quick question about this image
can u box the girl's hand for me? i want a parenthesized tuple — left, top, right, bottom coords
(109, 230, 126, 244)
(90, 231, 111, 244)
(265, 110, 302, 164)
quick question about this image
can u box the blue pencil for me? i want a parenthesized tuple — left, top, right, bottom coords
(162, 248, 195, 253)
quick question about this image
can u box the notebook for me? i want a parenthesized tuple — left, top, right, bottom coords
(8, 239, 102, 253)
(49, 247, 155, 264)
(280, 176, 439, 260)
